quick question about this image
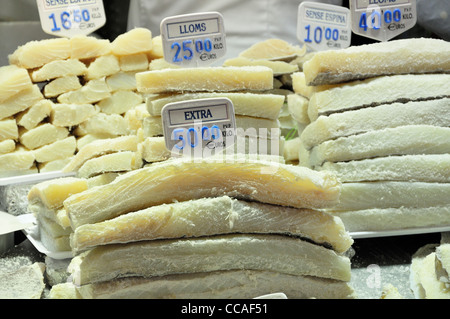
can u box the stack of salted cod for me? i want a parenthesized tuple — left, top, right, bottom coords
(47, 155, 356, 299)
(136, 39, 296, 161)
(297, 38, 450, 232)
(223, 38, 313, 164)
(1, 28, 163, 179)
(410, 233, 450, 299)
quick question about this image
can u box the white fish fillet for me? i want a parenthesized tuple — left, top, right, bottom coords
(0, 85, 43, 120)
(136, 66, 274, 94)
(111, 28, 153, 56)
(308, 125, 450, 167)
(303, 38, 450, 86)
(318, 155, 450, 183)
(308, 74, 450, 121)
(63, 135, 138, 172)
(333, 206, 450, 232)
(69, 234, 351, 286)
(31, 59, 87, 82)
(70, 196, 352, 254)
(333, 182, 450, 211)
(74, 269, 355, 299)
(64, 156, 341, 229)
(9, 38, 71, 69)
(0, 65, 33, 103)
(44, 75, 82, 98)
(302, 98, 450, 150)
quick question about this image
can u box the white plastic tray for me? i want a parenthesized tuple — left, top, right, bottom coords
(0, 171, 75, 186)
(17, 214, 72, 260)
(350, 225, 450, 239)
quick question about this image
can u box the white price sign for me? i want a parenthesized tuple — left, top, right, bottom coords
(36, 0, 106, 38)
(298, 2, 351, 51)
(161, 98, 236, 158)
(160, 12, 227, 67)
(350, 0, 417, 42)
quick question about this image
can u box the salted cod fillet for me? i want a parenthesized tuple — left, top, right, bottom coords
(302, 98, 450, 150)
(308, 125, 450, 167)
(317, 154, 450, 183)
(332, 182, 450, 211)
(333, 206, 450, 232)
(70, 196, 352, 254)
(64, 156, 340, 229)
(303, 38, 450, 86)
(75, 270, 355, 299)
(69, 234, 351, 286)
(307, 74, 450, 121)
(136, 66, 274, 94)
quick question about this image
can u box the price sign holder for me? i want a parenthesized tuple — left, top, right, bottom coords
(298, 2, 351, 51)
(350, 0, 417, 42)
(36, 0, 106, 38)
(161, 98, 236, 158)
(160, 12, 227, 67)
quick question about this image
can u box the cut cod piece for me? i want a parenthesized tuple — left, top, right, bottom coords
(308, 74, 450, 121)
(0, 65, 33, 102)
(238, 38, 306, 61)
(303, 38, 450, 86)
(77, 151, 141, 178)
(19, 124, 69, 150)
(334, 206, 450, 232)
(302, 98, 450, 150)
(0, 85, 43, 120)
(57, 77, 111, 105)
(105, 72, 138, 91)
(70, 269, 355, 299)
(332, 182, 450, 211)
(0, 150, 35, 174)
(0, 262, 46, 299)
(73, 113, 128, 137)
(31, 59, 87, 82)
(50, 103, 98, 127)
(85, 55, 120, 80)
(43, 75, 82, 98)
(136, 66, 274, 94)
(318, 155, 450, 183)
(9, 38, 71, 69)
(33, 136, 76, 163)
(63, 135, 138, 172)
(16, 100, 52, 130)
(410, 245, 450, 299)
(435, 244, 450, 287)
(28, 177, 88, 210)
(0, 140, 15, 155)
(97, 90, 143, 115)
(223, 57, 299, 76)
(70, 35, 111, 60)
(111, 27, 153, 56)
(64, 156, 341, 229)
(0, 118, 19, 142)
(146, 92, 285, 120)
(308, 125, 450, 167)
(68, 234, 351, 286)
(70, 195, 353, 254)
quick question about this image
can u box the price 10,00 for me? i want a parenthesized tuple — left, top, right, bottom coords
(303, 25, 340, 44)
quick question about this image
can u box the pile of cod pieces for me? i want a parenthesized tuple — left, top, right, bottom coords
(0, 30, 306, 180)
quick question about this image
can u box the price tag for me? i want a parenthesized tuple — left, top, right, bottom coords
(350, 0, 417, 42)
(161, 98, 236, 158)
(160, 12, 227, 67)
(36, 0, 106, 38)
(297, 2, 351, 51)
